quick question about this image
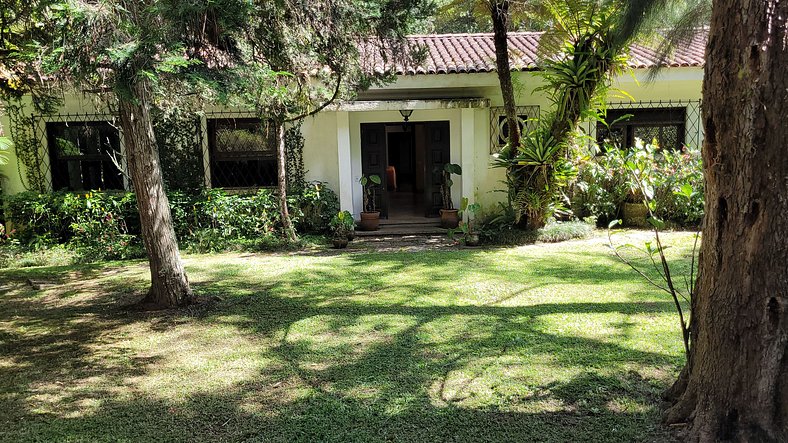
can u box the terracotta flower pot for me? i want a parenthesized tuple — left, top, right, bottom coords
(465, 233, 480, 247)
(332, 237, 349, 249)
(440, 208, 459, 229)
(359, 211, 380, 231)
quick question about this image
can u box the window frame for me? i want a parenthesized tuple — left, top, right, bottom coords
(46, 120, 124, 191)
(597, 107, 687, 151)
(207, 117, 278, 189)
(490, 106, 541, 154)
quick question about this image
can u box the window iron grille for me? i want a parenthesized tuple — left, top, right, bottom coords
(489, 105, 540, 154)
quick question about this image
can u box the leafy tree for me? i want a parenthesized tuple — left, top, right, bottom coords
(430, 0, 549, 34)
(489, 0, 523, 150)
(7, 0, 429, 305)
(44, 0, 257, 308)
(220, 0, 432, 242)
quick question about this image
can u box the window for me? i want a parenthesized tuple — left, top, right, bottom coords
(47, 121, 123, 191)
(597, 107, 686, 151)
(208, 118, 277, 188)
(490, 106, 540, 154)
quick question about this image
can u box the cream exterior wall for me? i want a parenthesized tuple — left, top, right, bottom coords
(1, 67, 704, 218)
(1, 94, 114, 195)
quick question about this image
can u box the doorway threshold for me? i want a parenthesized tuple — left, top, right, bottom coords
(356, 219, 446, 237)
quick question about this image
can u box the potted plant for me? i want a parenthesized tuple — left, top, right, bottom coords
(329, 210, 355, 248)
(449, 197, 482, 246)
(359, 174, 382, 231)
(439, 163, 462, 228)
(622, 188, 650, 228)
(621, 140, 654, 228)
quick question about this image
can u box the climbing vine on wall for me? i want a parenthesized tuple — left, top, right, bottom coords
(153, 108, 204, 192)
(6, 100, 47, 192)
(285, 122, 306, 192)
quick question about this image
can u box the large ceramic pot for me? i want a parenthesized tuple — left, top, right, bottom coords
(622, 202, 649, 228)
(439, 208, 459, 229)
(359, 211, 380, 231)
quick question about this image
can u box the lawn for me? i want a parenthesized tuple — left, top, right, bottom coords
(0, 231, 695, 442)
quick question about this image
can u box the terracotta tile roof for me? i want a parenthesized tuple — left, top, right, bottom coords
(377, 30, 707, 76)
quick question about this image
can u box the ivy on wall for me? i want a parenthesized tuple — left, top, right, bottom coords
(153, 108, 205, 192)
(285, 122, 306, 192)
(6, 100, 47, 192)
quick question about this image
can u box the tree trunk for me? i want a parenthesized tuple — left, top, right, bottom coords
(489, 0, 520, 150)
(274, 120, 297, 243)
(664, 1, 788, 440)
(118, 77, 193, 308)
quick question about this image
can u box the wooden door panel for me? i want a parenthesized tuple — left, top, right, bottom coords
(360, 123, 387, 217)
(423, 121, 450, 217)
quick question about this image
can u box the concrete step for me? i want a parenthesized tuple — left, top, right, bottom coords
(379, 218, 441, 226)
(355, 224, 449, 237)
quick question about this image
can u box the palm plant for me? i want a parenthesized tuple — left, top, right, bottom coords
(497, 0, 709, 229)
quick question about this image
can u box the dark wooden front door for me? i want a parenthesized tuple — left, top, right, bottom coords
(424, 121, 450, 216)
(360, 123, 388, 217)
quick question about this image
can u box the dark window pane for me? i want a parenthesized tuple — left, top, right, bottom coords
(208, 118, 277, 188)
(596, 107, 686, 151)
(47, 121, 123, 191)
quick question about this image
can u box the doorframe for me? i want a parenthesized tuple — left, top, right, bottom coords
(350, 107, 477, 218)
(360, 120, 452, 220)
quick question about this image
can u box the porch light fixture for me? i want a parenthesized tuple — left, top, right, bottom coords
(399, 109, 413, 122)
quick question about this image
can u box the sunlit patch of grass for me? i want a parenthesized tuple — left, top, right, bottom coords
(0, 230, 696, 442)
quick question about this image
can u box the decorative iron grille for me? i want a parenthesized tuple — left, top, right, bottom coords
(203, 111, 278, 189)
(490, 105, 541, 154)
(586, 99, 703, 150)
(30, 112, 123, 192)
(25, 110, 282, 193)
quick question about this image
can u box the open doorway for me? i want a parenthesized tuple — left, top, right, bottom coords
(361, 121, 450, 221)
(385, 125, 424, 220)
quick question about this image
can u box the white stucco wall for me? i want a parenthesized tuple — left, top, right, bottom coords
(300, 112, 340, 192)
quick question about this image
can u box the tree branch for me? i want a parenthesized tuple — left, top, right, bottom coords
(284, 73, 342, 123)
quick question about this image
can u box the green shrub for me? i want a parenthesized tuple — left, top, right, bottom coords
(536, 220, 595, 243)
(2, 183, 340, 260)
(4, 192, 71, 242)
(192, 188, 281, 239)
(570, 142, 704, 227)
(477, 203, 538, 246)
(651, 148, 704, 225)
(570, 149, 629, 226)
(61, 192, 142, 261)
(291, 181, 339, 233)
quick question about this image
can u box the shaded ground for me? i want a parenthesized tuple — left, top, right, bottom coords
(0, 231, 695, 442)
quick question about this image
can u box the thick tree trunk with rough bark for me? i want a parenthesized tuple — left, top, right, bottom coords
(118, 78, 193, 308)
(664, 1, 788, 440)
(489, 0, 520, 149)
(274, 120, 297, 243)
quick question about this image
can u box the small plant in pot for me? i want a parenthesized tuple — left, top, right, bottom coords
(329, 210, 355, 248)
(439, 163, 462, 228)
(449, 197, 482, 246)
(621, 141, 656, 228)
(359, 174, 382, 231)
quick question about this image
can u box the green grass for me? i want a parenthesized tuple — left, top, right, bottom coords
(0, 230, 695, 442)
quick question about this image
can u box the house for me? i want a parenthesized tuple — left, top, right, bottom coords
(0, 31, 707, 222)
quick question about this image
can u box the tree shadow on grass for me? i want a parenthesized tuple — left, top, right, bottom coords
(0, 247, 686, 442)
